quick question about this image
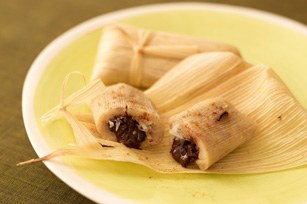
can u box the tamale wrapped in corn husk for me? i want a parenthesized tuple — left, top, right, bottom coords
(169, 98, 257, 170)
(89, 83, 164, 149)
(91, 23, 241, 88)
(74, 64, 307, 174)
(161, 64, 307, 173)
(65, 62, 307, 174)
(22, 55, 307, 174)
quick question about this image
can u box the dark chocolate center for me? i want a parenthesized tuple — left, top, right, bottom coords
(109, 115, 146, 149)
(170, 137, 199, 167)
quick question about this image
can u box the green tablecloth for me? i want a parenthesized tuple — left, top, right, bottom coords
(1, 0, 306, 203)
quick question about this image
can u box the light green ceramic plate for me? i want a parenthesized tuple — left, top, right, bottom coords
(22, 3, 307, 204)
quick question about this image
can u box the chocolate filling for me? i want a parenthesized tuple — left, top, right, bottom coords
(170, 138, 199, 167)
(109, 115, 146, 149)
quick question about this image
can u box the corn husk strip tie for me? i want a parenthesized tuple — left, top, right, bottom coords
(40, 72, 105, 124)
(41, 72, 106, 147)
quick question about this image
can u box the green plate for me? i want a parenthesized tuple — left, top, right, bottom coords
(23, 3, 307, 204)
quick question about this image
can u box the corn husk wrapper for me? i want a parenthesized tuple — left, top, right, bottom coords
(42, 72, 108, 148)
(91, 23, 241, 88)
(145, 52, 252, 113)
(17, 73, 108, 167)
(19, 54, 307, 174)
(89, 83, 164, 148)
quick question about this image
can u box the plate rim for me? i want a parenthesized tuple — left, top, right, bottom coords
(22, 2, 307, 204)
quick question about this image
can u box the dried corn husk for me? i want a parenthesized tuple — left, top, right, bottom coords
(91, 23, 241, 88)
(89, 83, 164, 148)
(145, 52, 252, 113)
(169, 98, 257, 170)
(40, 72, 106, 147)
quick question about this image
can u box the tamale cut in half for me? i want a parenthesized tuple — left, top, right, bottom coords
(66, 62, 307, 174)
(89, 83, 164, 149)
(19, 53, 307, 174)
(169, 98, 257, 170)
(91, 23, 241, 88)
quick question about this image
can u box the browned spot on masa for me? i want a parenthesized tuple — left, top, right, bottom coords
(128, 99, 142, 106)
(138, 112, 150, 121)
(126, 152, 130, 156)
(191, 121, 200, 128)
(278, 115, 282, 121)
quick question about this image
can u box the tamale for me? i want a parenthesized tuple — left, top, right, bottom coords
(89, 83, 164, 149)
(91, 23, 241, 88)
(169, 98, 257, 170)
